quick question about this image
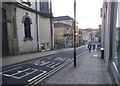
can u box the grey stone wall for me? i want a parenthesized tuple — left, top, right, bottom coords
(16, 7, 38, 54)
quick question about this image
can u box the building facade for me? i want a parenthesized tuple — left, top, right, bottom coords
(80, 28, 99, 45)
(2, 0, 53, 56)
(101, 0, 120, 85)
(75, 25, 80, 47)
(53, 16, 73, 49)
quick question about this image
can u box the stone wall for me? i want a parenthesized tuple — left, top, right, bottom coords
(16, 7, 38, 54)
(2, 2, 52, 55)
(38, 16, 51, 51)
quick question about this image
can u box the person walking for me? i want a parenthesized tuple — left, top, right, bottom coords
(88, 44, 92, 53)
(93, 44, 96, 50)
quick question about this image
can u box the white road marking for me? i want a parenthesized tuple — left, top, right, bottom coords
(33, 60, 50, 66)
(1, 66, 21, 74)
(3, 74, 11, 77)
(46, 62, 55, 68)
(28, 70, 47, 82)
(11, 68, 30, 76)
(76, 51, 87, 58)
(50, 63, 60, 68)
(3, 68, 38, 79)
(66, 58, 71, 62)
(54, 57, 67, 61)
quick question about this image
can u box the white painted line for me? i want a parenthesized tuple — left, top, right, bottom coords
(55, 57, 67, 62)
(18, 71, 22, 73)
(76, 51, 87, 58)
(46, 62, 55, 68)
(62, 58, 67, 61)
(33, 60, 40, 64)
(112, 62, 119, 74)
(2, 66, 21, 73)
(54, 57, 61, 61)
(3, 74, 12, 77)
(50, 63, 60, 68)
(11, 73, 29, 79)
(28, 70, 47, 82)
(33, 60, 50, 66)
(31, 68, 38, 72)
(11, 68, 30, 76)
(3, 68, 38, 79)
(65, 58, 71, 62)
(14, 69, 38, 79)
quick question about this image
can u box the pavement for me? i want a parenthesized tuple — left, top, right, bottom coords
(1, 47, 76, 67)
(42, 50, 113, 84)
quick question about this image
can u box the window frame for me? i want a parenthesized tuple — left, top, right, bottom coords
(22, 13, 33, 41)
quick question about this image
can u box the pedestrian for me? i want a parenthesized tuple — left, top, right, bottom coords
(93, 44, 96, 50)
(88, 44, 92, 53)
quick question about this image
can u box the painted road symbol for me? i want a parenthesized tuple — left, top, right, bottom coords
(28, 70, 47, 82)
(54, 57, 67, 61)
(45, 62, 60, 68)
(3, 67, 38, 79)
(33, 60, 50, 66)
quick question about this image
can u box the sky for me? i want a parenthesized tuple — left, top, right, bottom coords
(52, 0, 103, 29)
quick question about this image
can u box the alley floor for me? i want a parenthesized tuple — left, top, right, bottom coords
(43, 50, 112, 84)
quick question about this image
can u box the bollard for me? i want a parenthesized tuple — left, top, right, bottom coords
(101, 48, 104, 59)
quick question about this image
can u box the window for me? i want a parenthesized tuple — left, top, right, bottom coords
(41, 2, 48, 9)
(21, 0, 31, 6)
(24, 18, 31, 38)
(22, 13, 33, 41)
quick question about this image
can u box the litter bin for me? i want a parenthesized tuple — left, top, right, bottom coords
(101, 48, 104, 59)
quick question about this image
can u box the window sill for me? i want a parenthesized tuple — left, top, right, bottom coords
(23, 37, 33, 42)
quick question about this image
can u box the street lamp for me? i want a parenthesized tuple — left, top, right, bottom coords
(73, 0, 76, 67)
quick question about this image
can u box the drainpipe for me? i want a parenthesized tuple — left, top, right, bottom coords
(35, 1, 39, 51)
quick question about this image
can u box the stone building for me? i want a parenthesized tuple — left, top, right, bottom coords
(75, 25, 80, 46)
(1, 0, 53, 56)
(78, 29, 83, 46)
(80, 28, 99, 45)
(53, 16, 73, 48)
